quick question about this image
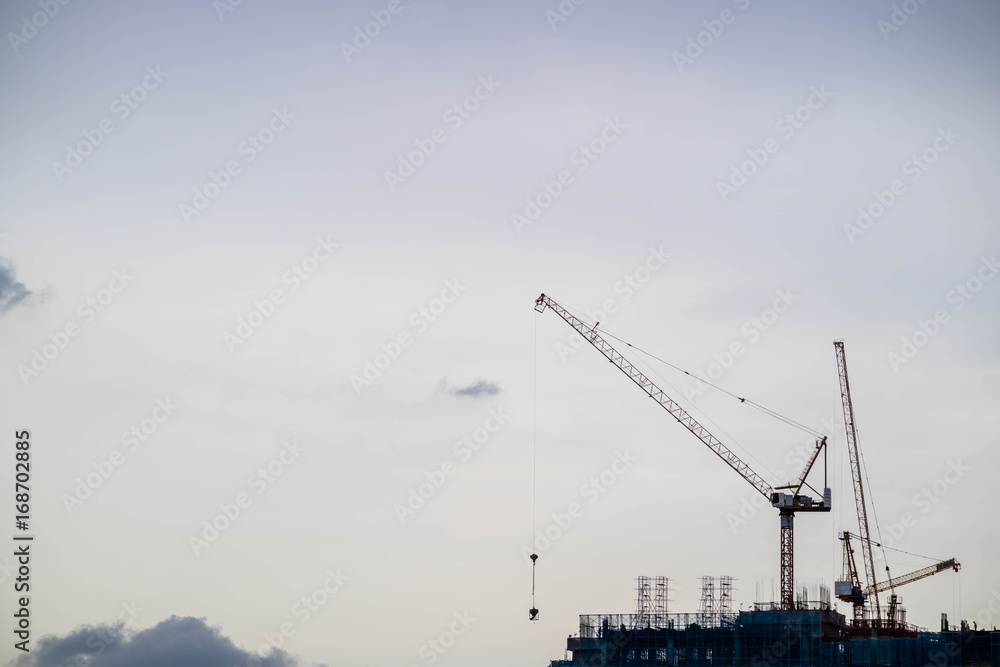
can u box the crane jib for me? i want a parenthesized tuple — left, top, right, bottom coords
(835, 341, 882, 624)
(538, 294, 773, 500)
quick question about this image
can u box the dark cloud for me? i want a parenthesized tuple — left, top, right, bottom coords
(7, 616, 298, 667)
(445, 380, 500, 397)
(0, 259, 31, 314)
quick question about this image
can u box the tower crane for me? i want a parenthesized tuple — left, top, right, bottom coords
(535, 294, 831, 610)
(833, 342, 961, 632)
(840, 532, 960, 629)
(833, 341, 882, 625)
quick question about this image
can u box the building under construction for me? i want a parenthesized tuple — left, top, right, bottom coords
(548, 577, 1000, 666)
(532, 296, 995, 667)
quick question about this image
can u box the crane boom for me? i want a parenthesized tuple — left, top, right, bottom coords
(864, 559, 960, 596)
(776, 437, 826, 497)
(536, 294, 830, 610)
(834, 340, 881, 625)
(535, 294, 772, 498)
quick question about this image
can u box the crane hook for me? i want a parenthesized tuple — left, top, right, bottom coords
(529, 553, 539, 621)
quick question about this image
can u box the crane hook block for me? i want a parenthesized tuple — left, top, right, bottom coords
(529, 553, 539, 620)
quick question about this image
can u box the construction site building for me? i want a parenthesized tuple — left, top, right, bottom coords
(549, 607, 1000, 667)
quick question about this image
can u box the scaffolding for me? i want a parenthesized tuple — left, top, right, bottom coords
(635, 577, 671, 630)
(697, 575, 735, 618)
(700, 577, 716, 618)
(551, 577, 999, 667)
(719, 576, 734, 615)
(554, 610, 1000, 667)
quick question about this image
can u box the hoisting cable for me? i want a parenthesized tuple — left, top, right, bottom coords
(553, 300, 778, 479)
(547, 297, 824, 440)
(590, 322, 827, 440)
(846, 531, 943, 562)
(529, 314, 539, 622)
(857, 428, 892, 583)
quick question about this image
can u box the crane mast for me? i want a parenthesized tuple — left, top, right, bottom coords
(833, 341, 881, 625)
(839, 532, 865, 607)
(535, 294, 831, 610)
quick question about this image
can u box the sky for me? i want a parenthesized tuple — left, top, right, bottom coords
(1, 0, 999, 665)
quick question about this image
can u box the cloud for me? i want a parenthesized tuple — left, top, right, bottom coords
(444, 379, 500, 397)
(7, 616, 298, 667)
(0, 259, 31, 314)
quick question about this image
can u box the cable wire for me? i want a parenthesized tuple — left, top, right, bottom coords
(530, 314, 539, 621)
(551, 300, 804, 482)
(555, 300, 780, 481)
(847, 531, 944, 563)
(588, 320, 826, 440)
(532, 314, 537, 547)
(855, 421, 892, 586)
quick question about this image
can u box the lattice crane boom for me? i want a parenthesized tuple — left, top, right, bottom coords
(535, 294, 773, 498)
(776, 436, 827, 497)
(864, 558, 960, 596)
(834, 340, 881, 625)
